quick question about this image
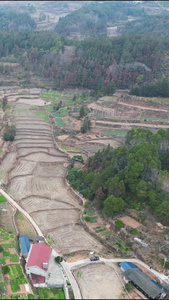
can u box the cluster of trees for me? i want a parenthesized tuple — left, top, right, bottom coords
(66, 128, 169, 224)
(55, 1, 146, 38)
(80, 116, 91, 133)
(3, 123, 16, 141)
(130, 77, 169, 97)
(0, 6, 36, 32)
(122, 12, 169, 39)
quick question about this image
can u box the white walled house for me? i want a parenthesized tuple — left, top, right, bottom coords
(25, 242, 52, 286)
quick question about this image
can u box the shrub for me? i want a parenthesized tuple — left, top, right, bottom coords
(125, 283, 133, 292)
(115, 219, 124, 228)
(0, 246, 3, 252)
(55, 256, 63, 263)
(2, 266, 10, 275)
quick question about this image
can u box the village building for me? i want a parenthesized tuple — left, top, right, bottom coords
(123, 268, 168, 299)
(19, 236, 30, 258)
(25, 242, 64, 288)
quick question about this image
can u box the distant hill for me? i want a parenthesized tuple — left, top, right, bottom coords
(54, 1, 146, 38)
(122, 13, 169, 38)
(0, 6, 36, 32)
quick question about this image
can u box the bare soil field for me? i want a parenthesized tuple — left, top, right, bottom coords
(4, 96, 104, 256)
(74, 264, 127, 299)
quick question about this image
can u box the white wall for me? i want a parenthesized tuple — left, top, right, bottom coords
(26, 266, 46, 276)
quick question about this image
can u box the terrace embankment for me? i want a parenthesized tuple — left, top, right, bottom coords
(7, 101, 103, 255)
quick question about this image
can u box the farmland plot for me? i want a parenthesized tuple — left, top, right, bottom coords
(7, 102, 103, 255)
(0, 152, 17, 184)
(33, 163, 67, 177)
(9, 160, 37, 179)
(21, 196, 74, 213)
(30, 208, 80, 232)
(49, 224, 103, 254)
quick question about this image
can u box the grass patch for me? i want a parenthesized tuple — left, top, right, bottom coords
(30, 105, 37, 109)
(0, 150, 2, 156)
(61, 146, 80, 152)
(0, 195, 7, 202)
(55, 118, 64, 128)
(17, 212, 24, 220)
(6, 104, 11, 109)
(101, 130, 127, 135)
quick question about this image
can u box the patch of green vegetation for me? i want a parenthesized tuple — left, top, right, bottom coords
(95, 227, 107, 233)
(83, 209, 95, 216)
(11, 295, 27, 299)
(131, 228, 139, 235)
(0, 150, 2, 156)
(36, 288, 65, 299)
(115, 219, 124, 228)
(76, 271, 82, 278)
(84, 203, 89, 208)
(3, 250, 10, 257)
(100, 230, 111, 235)
(28, 295, 34, 299)
(30, 105, 37, 109)
(17, 212, 24, 220)
(101, 130, 127, 135)
(59, 109, 67, 114)
(55, 118, 64, 128)
(10, 254, 19, 262)
(82, 215, 97, 223)
(11, 284, 20, 293)
(6, 104, 11, 109)
(35, 111, 49, 121)
(161, 119, 169, 122)
(60, 146, 80, 152)
(0, 195, 7, 202)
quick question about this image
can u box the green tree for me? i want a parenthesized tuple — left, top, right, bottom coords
(103, 195, 125, 217)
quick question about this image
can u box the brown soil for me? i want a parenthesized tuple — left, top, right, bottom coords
(119, 216, 142, 229)
(74, 264, 127, 299)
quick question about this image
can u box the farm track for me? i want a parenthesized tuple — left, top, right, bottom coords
(7, 102, 103, 254)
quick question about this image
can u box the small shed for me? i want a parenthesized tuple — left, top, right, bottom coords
(19, 236, 30, 258)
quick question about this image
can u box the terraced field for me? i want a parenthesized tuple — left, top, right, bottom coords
(7, 99, 103, 255)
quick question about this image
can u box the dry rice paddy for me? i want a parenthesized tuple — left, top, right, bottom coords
(7, 99, 103, 255)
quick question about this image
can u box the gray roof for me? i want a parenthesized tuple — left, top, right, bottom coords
(19, 234, 44, 241)
(124, 269, 162, 299)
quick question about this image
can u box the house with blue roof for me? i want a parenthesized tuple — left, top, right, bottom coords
(19, 236, 30, 258)
(120, 261, 142, 272)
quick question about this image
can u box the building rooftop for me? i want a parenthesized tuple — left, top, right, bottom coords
(27, 243, 52, 271)
(124, 268, 165, 299)
(120, 261, 142, 272)
(19, 236, 30, 254)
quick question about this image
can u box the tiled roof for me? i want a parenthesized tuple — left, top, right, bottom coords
(27, 243, 52, 271)
(19, 236, 30, 254)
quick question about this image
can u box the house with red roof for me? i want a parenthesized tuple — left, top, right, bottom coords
(25, 242, 52, 287)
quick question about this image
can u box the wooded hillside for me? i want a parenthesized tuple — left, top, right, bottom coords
(66, 128, 169, 225)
